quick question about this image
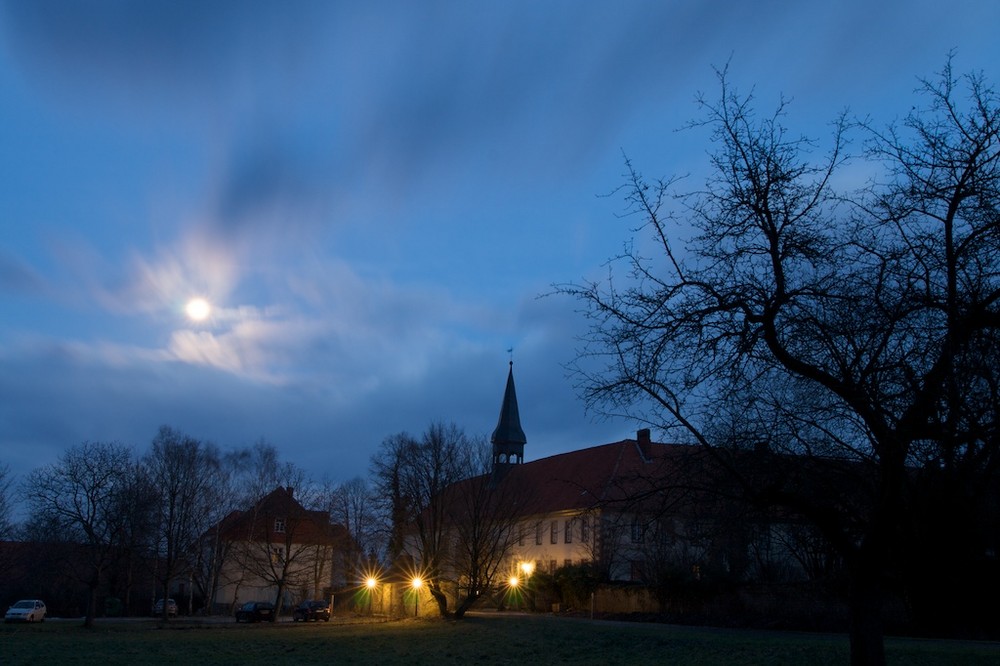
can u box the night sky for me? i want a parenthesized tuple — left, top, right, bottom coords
(2, 1, 997, 487)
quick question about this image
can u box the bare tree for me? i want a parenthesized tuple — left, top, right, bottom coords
(371, 423, 470, 617)
(325, 476, 377, 584)
(0, 464, 16, 582)
(370, 432, 417, 565)
(190, 447, 247, 614)
(372, 423, 533, 619)
(0, 463, 14, 541)
(23, 441, 141, 627)
(558, 60, 1000, 665)
(145, 426, 220, 619)
(444, 440, 530, 618)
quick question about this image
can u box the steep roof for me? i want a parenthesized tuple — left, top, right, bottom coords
(501, 435, 705, 517)
(490, 362, 526, 446)
(212, 486, 347, 546)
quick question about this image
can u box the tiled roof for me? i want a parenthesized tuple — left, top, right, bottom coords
(484, 435, 708, 518)
(212, 486, 347, 546)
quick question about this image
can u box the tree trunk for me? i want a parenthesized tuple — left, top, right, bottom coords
(84, 581, 98, 628)
(848, 559, 886, 666)
(273, 579, 286, 620)
(429, 584, 450, 618)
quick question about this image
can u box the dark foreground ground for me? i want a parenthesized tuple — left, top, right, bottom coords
(2, 612, 998, 665)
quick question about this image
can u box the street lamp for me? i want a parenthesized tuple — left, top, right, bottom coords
(365, 577, 377, 615)
(507, 575, 521, 610)
(411, 576, 423, 617)
(518, 561, 535, 610)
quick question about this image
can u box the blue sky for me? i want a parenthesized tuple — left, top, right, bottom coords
(1, 0, 998, 487)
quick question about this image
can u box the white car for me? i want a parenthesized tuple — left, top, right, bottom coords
(5, 599, 47, 623)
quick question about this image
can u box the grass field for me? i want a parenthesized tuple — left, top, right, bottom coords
(2, 614, 998, 665)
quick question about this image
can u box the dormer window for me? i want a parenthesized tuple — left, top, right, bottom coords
(274, 517, 285, 533)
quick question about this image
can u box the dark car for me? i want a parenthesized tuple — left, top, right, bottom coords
(292, 599, 330, 622)
(234, 601, 275, 623)
(152, 598, 178, 617)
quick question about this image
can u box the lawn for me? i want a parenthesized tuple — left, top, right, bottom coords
(1, 614, 997, 665)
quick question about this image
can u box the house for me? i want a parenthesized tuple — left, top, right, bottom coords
(205, 486, 351, 613)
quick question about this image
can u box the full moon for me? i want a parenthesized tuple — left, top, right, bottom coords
(185, 298, 211, 321)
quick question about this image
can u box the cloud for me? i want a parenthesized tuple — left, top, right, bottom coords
(0, 282, 631, 496)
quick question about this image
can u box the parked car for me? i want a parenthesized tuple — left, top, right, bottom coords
(152, 598, 178, 617)
(235, 601, 275, 623)
(5, 599, 46, 623)
(292, 599, 330, 622)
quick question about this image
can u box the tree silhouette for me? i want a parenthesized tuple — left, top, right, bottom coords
(558, 59, 1000, 665)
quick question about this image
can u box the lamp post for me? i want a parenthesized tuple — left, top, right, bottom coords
(519, 561, 535, 610)
(411, 577, 422, 617)
(365, 577, 377, 615)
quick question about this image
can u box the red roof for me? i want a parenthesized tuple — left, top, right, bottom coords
(211, 486, 347, 546)
(484, 434, 709, 518)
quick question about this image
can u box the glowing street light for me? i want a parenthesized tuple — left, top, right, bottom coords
(517, 562, 535, 611)
(508, 576, 520, 588)
(365, 577, 377, 614)
(411, 576, 423, 617)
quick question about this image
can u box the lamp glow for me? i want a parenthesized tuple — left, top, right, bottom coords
(411, 576, 422, 616)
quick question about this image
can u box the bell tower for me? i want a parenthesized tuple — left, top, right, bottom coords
(491, 361, 526, 470)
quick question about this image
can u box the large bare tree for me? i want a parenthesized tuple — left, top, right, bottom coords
(444, 442, 530, 618)
(24, 441, 144, 627)
(145, 426, 220, 619)
(371, 423, 468, 617)
(559, 60, 1000, 665)
(372, 423, 532, 618)
(324, 476, 377, 585)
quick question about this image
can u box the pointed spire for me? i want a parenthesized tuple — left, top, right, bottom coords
(491, 361, 526, 468)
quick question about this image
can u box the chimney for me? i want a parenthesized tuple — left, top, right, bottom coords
(636, 429, 652, 460)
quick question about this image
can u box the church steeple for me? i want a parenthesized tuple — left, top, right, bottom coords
(491, 361, 526, 469)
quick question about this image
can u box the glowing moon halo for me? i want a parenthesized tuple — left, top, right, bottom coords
(185, 298, 211, 322)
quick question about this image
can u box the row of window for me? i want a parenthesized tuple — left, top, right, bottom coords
(518, 518, 593, 547)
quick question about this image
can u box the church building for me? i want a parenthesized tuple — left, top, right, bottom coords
(484, 362, 807, 586)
